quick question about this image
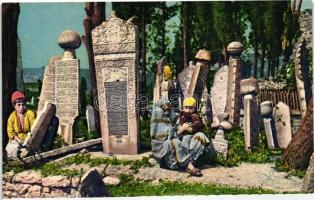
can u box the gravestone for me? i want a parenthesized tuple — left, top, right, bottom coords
(55, 30, 81, 145)
(80, 168, 111, 197)
(178, 61, 196, 99)
(240, 78, 259, 151)
(92, 12, 139, 154)
(22, 102, 56, 157)
(226, 42, 243, 126)
(212, 128, 228, 159)
(210, 65, 229, 126)
(187, 50, 211, 101)
(153, 56, 168, 103)
(37, 55, 62, 113)
(261, 101, 277, 149)
(86, 105, 96, 133)
(273, 102, 292, 148)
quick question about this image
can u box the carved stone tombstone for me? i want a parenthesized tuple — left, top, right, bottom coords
(86, 105, 96, 133)
(210, 65, 229, 126)
(55, 30, 81, 145)
(273, 102, 292, 148)
(37, 55, 62, 113)
(187, 50, 211, 101)
(153, 56, 168, 104)
(178, 61, 196, 99)
(240, 78, 259, 151)
(226, 42, 243, 126)
(260, 101, 278, 149)
(92, 12, 139, 154)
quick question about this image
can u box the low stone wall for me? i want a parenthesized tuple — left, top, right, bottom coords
(2, 171, 81, 198)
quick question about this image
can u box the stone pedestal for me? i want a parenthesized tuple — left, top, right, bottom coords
(92, 12, 139, 154)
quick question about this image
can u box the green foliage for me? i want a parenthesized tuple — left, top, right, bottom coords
(215, 128, 283, 167)
(274, 161, 306, 179)
(107, 180, 277, 196)
(140, 118, 151, 150)
(117, 173, 134, 184)
(51, 134, 67, 149)
(3, 160, 28, 174)
(36, 162, 83, 178)
(72, 117, 99, 142)
(275, 60, 297, 89)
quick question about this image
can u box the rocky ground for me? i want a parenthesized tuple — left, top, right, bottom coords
(2, 151, 304, 198)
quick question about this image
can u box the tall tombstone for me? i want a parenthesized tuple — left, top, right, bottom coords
(240, 78, 259, 151)
(55, 30, 81, 144)
(92, 12, 139, 154)
(273, 102, 292, 149)
(260, 101, 278, 149)
(37, 56, 62, 113)
(226, 42, 243, 126)
(210, 65, 229, 127)
(294, 39, 312, 119)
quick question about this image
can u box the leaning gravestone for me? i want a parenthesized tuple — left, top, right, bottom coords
(55, 30, 81, 145)
(86, 105, 96, 133)
(80, 168, 111, 197)
(22, 102, 56, 156)
(92, 11, 139, 154)
(273, 102, 292, 148)
(178, 61, 196, 99)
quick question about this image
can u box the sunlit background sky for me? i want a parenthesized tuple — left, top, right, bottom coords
(18, 1, 312, 69)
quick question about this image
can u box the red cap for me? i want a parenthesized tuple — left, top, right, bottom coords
(11, 91, 26, 104)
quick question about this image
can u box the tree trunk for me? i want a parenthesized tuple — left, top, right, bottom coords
(282, 98, 313, 170)
(161, 3, 167, 56)
(260, 45, 265, 78)
(83, 3, 106, 134)
(2, 3, 20, 154)
(182, 2, 189, 68)
(253, 44, 258, 78)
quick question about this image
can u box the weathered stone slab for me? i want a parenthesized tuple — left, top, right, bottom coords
(92, 12, 139, 154)
(42, 175, 70, 187)
(80, 168, 111, 197)
(243, 96, 259, 151)
(86, 105, 96, 133)
(178, 61, 195, 99)
(210, 65, 229, 123)
(263, 118, 276, 149)
(303, 153, 314, 192)
(273, 102, 292, 148)
(22, 102, 56, 156)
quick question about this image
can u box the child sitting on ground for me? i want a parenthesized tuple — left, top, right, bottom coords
(179, 97, 205, 136)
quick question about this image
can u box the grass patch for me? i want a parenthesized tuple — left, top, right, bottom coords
(3, 153, 153, 178)
(214, 128, 283, 167)
(274, 161, 306, 178)
(107, 180, 278, 196)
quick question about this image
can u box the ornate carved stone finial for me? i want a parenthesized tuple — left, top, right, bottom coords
(58, 30, 82, 60)
(227, 41, 243, 57)
(240, 78, 259, 95)
(195, 49, 211, 62)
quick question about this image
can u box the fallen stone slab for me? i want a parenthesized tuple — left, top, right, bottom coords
(13, 138, 102, 165)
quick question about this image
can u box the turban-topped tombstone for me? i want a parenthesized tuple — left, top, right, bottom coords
(226, 41, 243, 126)
(92, 12, 139, 154)
(55, 30, 81, 144)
